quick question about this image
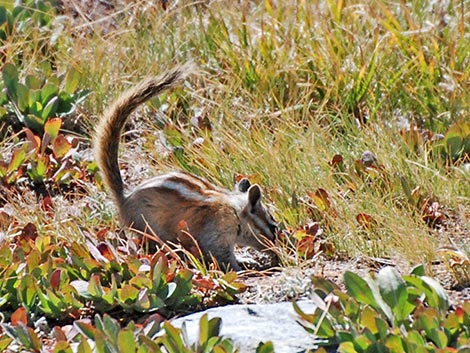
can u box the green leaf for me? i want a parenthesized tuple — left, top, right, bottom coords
(74, 321, 96, 340)
(0, 335, 13, 351)
(16, 323, 42, 351)
(158, 321, 185, 353)
(17, 274, 37, 309)
(405, 275, 449, 314)
(407, 330, 426, 346)
(345, 271, 394, 323)
(198, 313, 209, 346)
(25, 74, 43, 90)
(100, 275, 117, 305)
(0, 7, 7, 25)
(338, 341, 358, 353)
(41, 96, 59, 119)
(207, 317, 222, 338)
(28, 155, 48, 182)
(384, 335, 405, 353)
(64, 68, 81, 94)
(138, 335, 162, 352)
(375, 316, 389, 340)
(7, 147, 26, 174)
(118, 328, 136, 352)
(443, 121, 470, 160)
(45, 288, 67, 314)
(410, 264, 425, 276)
(430, 329, 448, 348)
(445, 133, 463, 160)
(102, 314, 120, 341)
(359, 305, 380, 334)
(421, 276, 449, 313)
(256, 341, 274, 353)
(119, 284, 140, 304)
(0, 161, 7, 178)
(343, 271, 376, 307)
(41, 83, 59, 104)
(152, 256, 164, 288)
(28, 89, 40, 109)
(88, 275, 104, 297)
(3, 62, 18, 100)
(37, 288, 54, 315)
(292, 298, 316, 323)
(24, 113, 45, 132)
(72, 88, 92, 104)
(376, 266, 409, 323)
(16, 83, 29, 112)
(311, 277, 341, 298)
(463, 135, 470, 154)
(29, 99, 44, 117)
(53, 340, 73, 353)
(133, 289, 151, 311)
(214, 338, 234, 353)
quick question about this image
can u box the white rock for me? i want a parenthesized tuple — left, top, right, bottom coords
(171, 301, 321, 353)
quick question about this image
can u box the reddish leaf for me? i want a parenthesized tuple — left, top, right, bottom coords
(307, 188, 333, 213)
(23, 128, 40, 152)
(165, 270, 175, 283)
(356, 213, 377, 230)
(297, 235, 317, 258)
(41, 195, 54, 217)
(44, 118, 62, 140)
(96, 228, 109, 242)
(52, 134, 72, 159)
(319, 241, 336, 256)
(329, 154, 344, 167)
(304, 222, 322, 236)
(50, 269, 62, 291)
(193, 274, 217, 290)
(151, 251, 169, 272)
(11, 307, 28, 326)
(455, 306, 465, 319)
(20, 223, 38, 241)
(40, 132, 51, 156)
(141, 313, 164, 326)
(0, 211, 14, 228)
(96, 243, 115, 261)
(53, 326, 68, 342)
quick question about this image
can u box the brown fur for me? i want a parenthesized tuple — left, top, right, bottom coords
(94, 64, 278, 270)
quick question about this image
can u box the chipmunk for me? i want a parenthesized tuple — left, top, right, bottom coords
(93, 64, 278, 270)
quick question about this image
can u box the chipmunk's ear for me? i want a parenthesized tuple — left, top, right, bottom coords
(237, 178, 251, 192)
(248, 184, 262, 208)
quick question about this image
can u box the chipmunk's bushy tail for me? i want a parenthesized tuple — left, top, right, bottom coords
(94, 63, 193, 204)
